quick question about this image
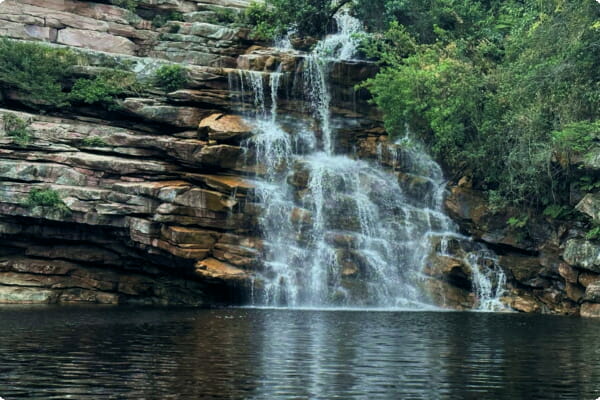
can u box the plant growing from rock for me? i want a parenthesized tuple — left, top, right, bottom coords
(152, 11, 184, 28)
(2, 114, 32, 146)
(69, 70, 142, 110)
(111, 0, 138, 12)
(153, 65, 188, 92)
(81, 136, 108, 147)
(26, 188, 70, 215)
(0, 39, 79, 108)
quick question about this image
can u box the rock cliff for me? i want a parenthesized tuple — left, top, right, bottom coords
(1, 0, 599, 317)
(0, 0, 381, 305)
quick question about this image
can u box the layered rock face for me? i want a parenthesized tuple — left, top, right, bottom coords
(0, 0, 382, 305)
(2, 1, 597, 316)
(445, 165, 600, 317)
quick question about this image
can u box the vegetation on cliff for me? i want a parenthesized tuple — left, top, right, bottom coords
(362, 0, 600, 210)
(0, 40, 153, 112)
(248, 0, 600, 211)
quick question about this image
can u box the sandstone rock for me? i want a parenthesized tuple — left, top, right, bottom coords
(193, 144, 243, 169)
(212, 243, 260, 268)
(583, 282, 600, 303)
(0, 286, 58, 304)
(424, 278, 475, 310)
(160, 225, 219, 248)
(191, 174, 254, 195)
(195, 258, 249, 281)
(563, 239, 600, 273)
(171, 188, 236, 212)
(57, 28, 136, 54)
(566, 282, 585, 302)
(558, 262, 579, 284)
(121, 98, 209, 128)
(579, 271, 600, 288)
(199, 113, 252, 142)
(504, 294, 543, 313)
(580, 302, 600, 318)
(499, 254, 543, 285)
(575, 193, 600, 222)
(423, 254, 471, 288)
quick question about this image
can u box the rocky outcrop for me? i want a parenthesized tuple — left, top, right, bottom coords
(0, 0, 382, 305)
(445, 181, 600, 316)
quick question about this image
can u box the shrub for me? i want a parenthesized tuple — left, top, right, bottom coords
(241, 0, 343, 40)
(0, 39, 78, 108)
(81, 136, 108, 147)
(2, 114, 32, 146)
(26, 188, 70, 214)
(153, 64, 188, 92)
(69, 70, 142, 110)
(363, 0, 600, 208)
(112, 0, 138, 12)
(152, 11, 184, 28)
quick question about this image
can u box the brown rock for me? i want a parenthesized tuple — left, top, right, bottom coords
(579, 271, 600, 288)
(583, 282, 600, 303)
(424, 278, 475, 310)
(504, 294, 542, 313)
(195, 258, 249, 281)
(160, 226, 219, 248)
(581, 302, 600, 318)
(57, 28, 136, 55)
(199, 113, 252, 142)
(566, 282, 585, 302)
(558, 262, 579, 284)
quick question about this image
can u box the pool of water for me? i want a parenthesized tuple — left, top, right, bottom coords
(1, 307, 599, 399)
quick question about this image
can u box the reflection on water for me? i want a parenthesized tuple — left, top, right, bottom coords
(0, 307, 599, 399)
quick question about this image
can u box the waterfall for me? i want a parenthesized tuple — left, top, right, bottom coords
(232, 12, 506, 310)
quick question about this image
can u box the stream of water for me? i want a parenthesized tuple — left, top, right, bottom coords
(231, 11, 506, 310)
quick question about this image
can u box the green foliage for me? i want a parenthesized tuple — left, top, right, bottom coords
(69, 70, 141, 110)
(242, 2, 278, 40)
(507, 215, 529, 229)
(153, 65, 188, 92)
(542, 205, 573, 220)
(152, 11, 184, 28)
(0, 39, 78, 108)
(111, 0, 138, 12)
(586, 225, 600, 241)
(26, 188, 70, 214)
(212, 8, 238, 24)
(578, 176, 600, 192)
(363, 0, 600, 208)
(82, 136, 108, 147)
(2, 114, 32, 146)
(552, 121, 600, 154)
(242, 0, 339, 40)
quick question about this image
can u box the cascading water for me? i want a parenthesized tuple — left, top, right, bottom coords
(232, 11, 506, 310)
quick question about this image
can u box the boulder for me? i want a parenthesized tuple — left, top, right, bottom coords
(57, 28, 136, 55)
(575, 193, 600, 222)
(199, 113, 252, 142)
(563, 239, 600, 273)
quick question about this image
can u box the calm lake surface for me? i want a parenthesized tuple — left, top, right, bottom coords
(1, 307, 599, 400)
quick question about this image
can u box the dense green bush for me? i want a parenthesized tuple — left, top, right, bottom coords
(69, 70, 141, 110)
(81, 136, 109, 147)
(153, 65, 188, 92)
(26, 188, 70, 214)
(362, 0, 600, 208)
(0, 39, 79, 108)
(242, 0, 347, 40)
(2, 114, 32, 146)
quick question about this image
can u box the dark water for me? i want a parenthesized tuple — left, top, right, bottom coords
(1, 307, 600, 399)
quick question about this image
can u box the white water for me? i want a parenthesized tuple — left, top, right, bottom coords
(231, 12, 506, 310)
